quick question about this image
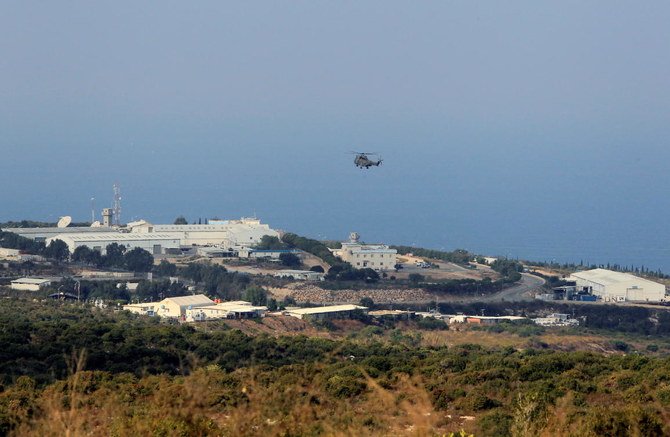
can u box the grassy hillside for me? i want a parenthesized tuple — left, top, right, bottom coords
(1, 299, 670, 436)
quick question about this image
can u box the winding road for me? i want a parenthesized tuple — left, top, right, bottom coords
(433, 272, 546, 304)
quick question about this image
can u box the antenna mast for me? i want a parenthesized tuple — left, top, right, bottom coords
(91, 197, 96, 223)
(113, 184, 122, 226)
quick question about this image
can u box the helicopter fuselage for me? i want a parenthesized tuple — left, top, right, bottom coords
(354, 154, 382, 168)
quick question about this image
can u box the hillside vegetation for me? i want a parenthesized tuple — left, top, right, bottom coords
(1, 299, 670, 436)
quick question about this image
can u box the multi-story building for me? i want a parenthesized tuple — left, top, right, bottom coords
(332, 232, 397, 271)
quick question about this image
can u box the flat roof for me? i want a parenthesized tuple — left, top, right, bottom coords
(11, 277, 60, 284)
(212, 303, 267, 312)
(52, 233, 181, 242)
(3, 227, 115, 234)
(251, 249, 299, 253)
(123, 303, 156, 309)
(286, 305, 367, 315)
(369, 310, 415, 316)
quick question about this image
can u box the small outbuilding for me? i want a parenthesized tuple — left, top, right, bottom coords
(273, 270, 324, 281)
(284, 304, 368, 320)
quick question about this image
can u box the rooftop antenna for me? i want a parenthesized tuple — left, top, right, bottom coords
(90, 197, 96, 223)
(113, 183, 122, 226)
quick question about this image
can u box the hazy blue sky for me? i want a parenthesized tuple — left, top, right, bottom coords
(1, 2, 669, 269)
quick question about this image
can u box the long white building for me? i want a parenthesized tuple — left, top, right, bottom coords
(569, 268, 666, 302)
(127, 218, 279, 249)
(2, 226, 115, 243)
(34, 217, 278, 256)
(46, 232, 182, 255)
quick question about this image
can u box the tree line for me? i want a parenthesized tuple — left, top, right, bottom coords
(0, 298, 669, 435)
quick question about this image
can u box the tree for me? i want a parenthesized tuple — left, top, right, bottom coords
(359, 297, 374, 308)
(326, 265, 379, 283)
(124, 248, 154, 272)
(281, 233, 341, 266)
(256, 235, 287, 250)
(72, 246, 93, 263)
(154, 260, 177, 277)
(279, 252, 301, 268)
(409, 273, 425, 284)
(174, 216, 188, 225)
(105, 243, 127, 268)
(243, 286, 268, 306)
(43, 239, 69, 261)
(310, 265, 325, 273)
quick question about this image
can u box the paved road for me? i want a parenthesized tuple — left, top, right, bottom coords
(435, 273, 546, 304)
(485, 273, 546, 302)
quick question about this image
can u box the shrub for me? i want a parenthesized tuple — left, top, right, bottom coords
(325, 375, 366, 398)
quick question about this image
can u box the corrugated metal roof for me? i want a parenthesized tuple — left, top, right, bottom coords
(3, 227, 115, 234)
(53, 233, 181, 242)
(162, 294, 215, 307)
(570, 268, 661, 286)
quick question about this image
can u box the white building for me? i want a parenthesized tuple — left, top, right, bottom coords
(128, 218, 279, 249)
(7, 217, 278, 255)
(10, 277, 60, 291)
(274, 270, 324, 281)
(332, 232, 397, 271)
(185, 301, 267, 321)
(533, 313, 580, 327)
(236, 248, 300, 259)
(46, 233, 182, 255)
(2, 226, 115, 243)
(124, 294, 216, 319)
(569, 268, 666, 302)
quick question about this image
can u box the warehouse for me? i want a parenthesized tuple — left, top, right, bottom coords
(123, 294, 216, 319)
(46, 232, 182, 255)
(10, 277, 61, 291)
(569, 268, 666, 302)
(1, 226, 115, 243)
(128, 218, 279, 249)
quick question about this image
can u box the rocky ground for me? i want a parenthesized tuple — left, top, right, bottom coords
(268, 283, 436, 304)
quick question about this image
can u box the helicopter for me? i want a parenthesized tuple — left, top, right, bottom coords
(351, 152, 383, 169)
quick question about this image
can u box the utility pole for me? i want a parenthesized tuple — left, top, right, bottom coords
(113, 183, 122, 226)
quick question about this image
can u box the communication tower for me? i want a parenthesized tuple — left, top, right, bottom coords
(113, 184, 122, 226)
